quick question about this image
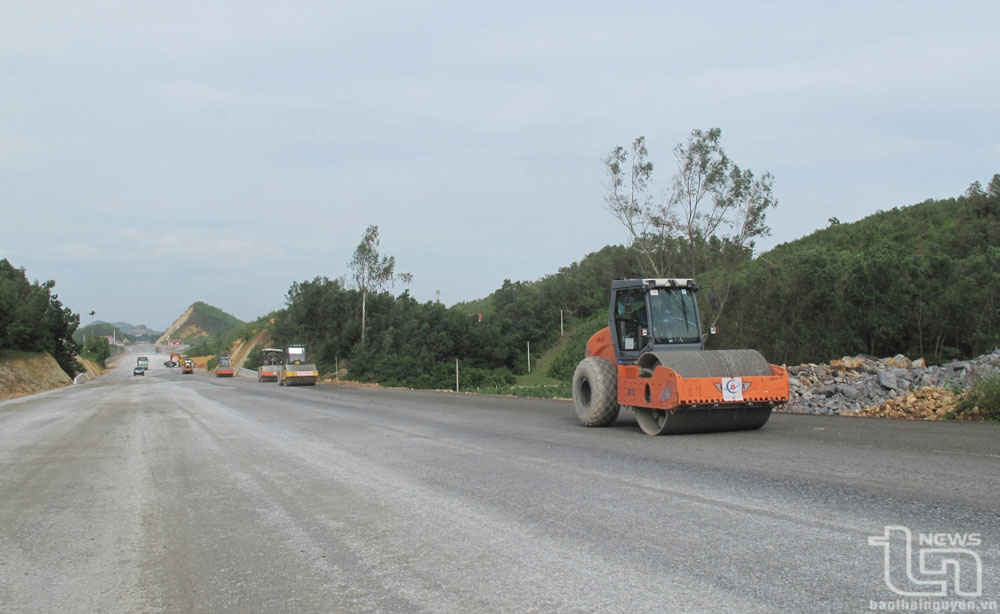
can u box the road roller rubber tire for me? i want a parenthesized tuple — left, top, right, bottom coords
(572, 357, 621, 427)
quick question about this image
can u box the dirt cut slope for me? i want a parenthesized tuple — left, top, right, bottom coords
(155, 304, 196, 345)
(0, 351, 73, 402)
(229, 326, 273, 369)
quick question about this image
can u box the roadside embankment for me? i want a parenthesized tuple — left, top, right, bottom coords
(75, 356, 103, 382)
(0, 352, 112, 402)
(0, 351, 73, 402)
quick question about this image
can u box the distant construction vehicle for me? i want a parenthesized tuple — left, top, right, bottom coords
(276, 345, 318, 386)
(572, 278, 789, 435)
(182, 359, 194, 375)
(215, 356, 234, 378)
(257, 348, 283, 382)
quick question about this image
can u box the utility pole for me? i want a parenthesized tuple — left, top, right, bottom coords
(560, 309, 564, 337)
(455, 359, 459, 392)
(527, 341, 531, 373)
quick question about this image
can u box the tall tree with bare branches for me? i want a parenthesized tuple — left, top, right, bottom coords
(603, 128, 777, 326)
(348, 225, 411, 348)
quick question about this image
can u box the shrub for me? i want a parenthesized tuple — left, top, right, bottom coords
(459, 366, 515, 389)
(80, 336, 111, 368)
(547, 312, 607, 381)
(955, 372, 1000, 422)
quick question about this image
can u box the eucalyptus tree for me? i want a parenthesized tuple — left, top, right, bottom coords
(603, 128, 777, 327)
(347, 225, 411, 348)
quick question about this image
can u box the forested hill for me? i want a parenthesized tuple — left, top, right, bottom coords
(710, 186, 1000, 366)
(155, 302, 244, 345)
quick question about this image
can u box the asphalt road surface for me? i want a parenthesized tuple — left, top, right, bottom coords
(1, 347, 998, 613)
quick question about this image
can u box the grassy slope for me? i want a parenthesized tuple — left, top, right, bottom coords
(515, 327, 576, 386)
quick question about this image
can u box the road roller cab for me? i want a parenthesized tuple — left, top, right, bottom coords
(257, 348, 283, 382)
(573, 278, 789, 435)
(276, 345, 319, 386)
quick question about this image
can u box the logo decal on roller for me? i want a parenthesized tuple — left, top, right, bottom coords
(715, 378, 751, 401)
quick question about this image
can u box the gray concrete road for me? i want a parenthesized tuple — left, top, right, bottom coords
(1, 347, 998, 613)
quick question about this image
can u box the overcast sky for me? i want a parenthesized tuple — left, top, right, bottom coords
(3, 1, 998, 331)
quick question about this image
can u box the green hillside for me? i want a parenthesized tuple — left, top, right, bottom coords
(185, 302, 244, 338)
(159, 302, 245, 345)
(706, 187, 1000, 365)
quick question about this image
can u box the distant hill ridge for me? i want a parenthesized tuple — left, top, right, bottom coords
(155, 302, 244, 345)
(73, 322, 128, 343)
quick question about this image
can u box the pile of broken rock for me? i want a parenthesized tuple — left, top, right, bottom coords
(779, 349, 1000, 421)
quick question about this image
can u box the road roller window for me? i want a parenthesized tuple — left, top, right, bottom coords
(614, 289, 648, 352)
(287, 346, 306, 365)
(649, 288, 700, 344)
